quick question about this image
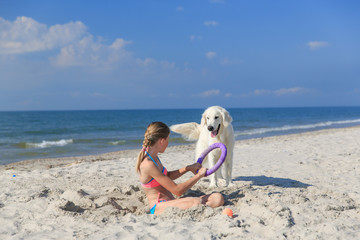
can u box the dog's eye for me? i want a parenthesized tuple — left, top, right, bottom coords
(215, 116, 219, 119)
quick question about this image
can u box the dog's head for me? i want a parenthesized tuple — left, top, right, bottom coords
(200, 106, 232, 138)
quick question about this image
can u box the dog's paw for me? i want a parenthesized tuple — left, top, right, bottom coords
(226, 182, 236, 188)
(209, 182, 218, 188)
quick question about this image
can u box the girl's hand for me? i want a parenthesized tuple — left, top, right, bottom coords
(197, 167, 207, 178)
(186, 162, 202, 175)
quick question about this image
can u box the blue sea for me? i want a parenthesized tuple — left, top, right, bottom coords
(1, 106, 360, 165)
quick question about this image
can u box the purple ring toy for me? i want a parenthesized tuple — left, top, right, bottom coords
(196, 142, 227, 176)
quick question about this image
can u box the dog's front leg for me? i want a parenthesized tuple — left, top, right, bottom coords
(224, 152, 234, 186)
(208, 154, 218, 187)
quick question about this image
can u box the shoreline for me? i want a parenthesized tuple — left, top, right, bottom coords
(1, 125, 360, 239)
(2, 125, 360, 171)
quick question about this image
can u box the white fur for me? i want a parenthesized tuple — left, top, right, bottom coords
(170, 106, 235, 187)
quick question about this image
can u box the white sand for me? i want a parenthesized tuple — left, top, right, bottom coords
(1, 126, 360, 239)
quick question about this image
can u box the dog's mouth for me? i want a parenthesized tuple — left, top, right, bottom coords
(210, 124, 221, 138)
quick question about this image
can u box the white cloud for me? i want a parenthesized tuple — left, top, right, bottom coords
(137, 57, 157, 67)
(307, 41, 330, 50)
(254, 89, 271, 96)
(110, 38, 131, 50)
(249, 87, 307, 96)
(0, 16, 136, 69)
(159, 60, 176, 69)
(136, 58, 175, 69)
(275, 87, 305, 96)
(0, 16, 86, 54)
(198, 89, 220, 97)
(206, 51, 217, 59)
(204, 21, 219, 27)
(51, 36, 132, 68)
(176, 6, 184, 11)
(0, 16, 177, 71)
(190, 35, 202, 41)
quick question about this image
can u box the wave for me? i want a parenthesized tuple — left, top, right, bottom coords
(109, 140, 126, 145)
(25, 139, 73, 149)
(235, 119, 360, 137)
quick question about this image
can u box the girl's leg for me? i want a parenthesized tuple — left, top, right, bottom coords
(200, 192, 224, 208)
(154, 193, 224, 215)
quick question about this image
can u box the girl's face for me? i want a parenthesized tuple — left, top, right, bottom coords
(159, 135, 169, 153)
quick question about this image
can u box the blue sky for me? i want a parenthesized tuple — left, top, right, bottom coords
(0, 0, 359, 110)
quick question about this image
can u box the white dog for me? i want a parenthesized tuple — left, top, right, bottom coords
(170, 106, 235, 187)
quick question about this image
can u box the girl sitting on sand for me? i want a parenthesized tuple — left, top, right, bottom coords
(136, 121, 224, 215)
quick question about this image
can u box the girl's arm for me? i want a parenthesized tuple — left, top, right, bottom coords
(148, 164, 206, 197)
(167, 163, 201, 180)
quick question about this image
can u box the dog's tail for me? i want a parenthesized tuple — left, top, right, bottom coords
(170, 122, 201, 141)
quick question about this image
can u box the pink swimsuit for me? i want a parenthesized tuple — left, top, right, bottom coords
(141, 151, 168, 214)
(141, 167, 168, 188)
(141, 152, 168, 188)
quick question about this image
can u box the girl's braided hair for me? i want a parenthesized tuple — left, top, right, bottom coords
(136, 122, 170, 173)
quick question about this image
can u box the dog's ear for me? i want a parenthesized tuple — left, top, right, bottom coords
(221, 109, 232, 127)
(201, 112, 207, 127)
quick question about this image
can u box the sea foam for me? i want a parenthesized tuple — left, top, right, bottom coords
(236, 119, 360, 137)
(26, 139, 73, 148)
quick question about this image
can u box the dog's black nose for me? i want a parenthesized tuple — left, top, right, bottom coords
(208, 126, 214, 131)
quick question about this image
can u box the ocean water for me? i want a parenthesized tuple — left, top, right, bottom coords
(1, 106, 360, 165)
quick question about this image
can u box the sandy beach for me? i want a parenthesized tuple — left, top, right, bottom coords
(1, 126, 360, 239)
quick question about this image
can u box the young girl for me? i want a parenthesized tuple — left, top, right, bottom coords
(136, 122, 224, 215)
